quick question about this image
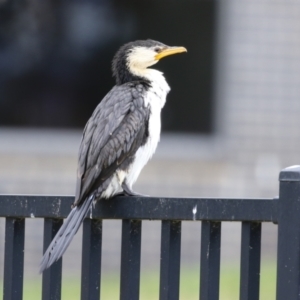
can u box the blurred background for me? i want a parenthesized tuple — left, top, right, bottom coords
(1, 0, 300, 299)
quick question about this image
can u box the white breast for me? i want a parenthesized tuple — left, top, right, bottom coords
(101, 69, 170, 198)
(126, 69, 170, 188)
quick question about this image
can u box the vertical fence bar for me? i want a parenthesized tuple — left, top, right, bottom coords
(120, 219, 142, 300)
(276, 166, 300, 300)
(42, 218, 63, 300)
(81, 218, 102, 300)
(200, 221, 221, 300)
(239, 222, 262, 300)
(159, 220, 182, 300)
(3, 218, 25, 300)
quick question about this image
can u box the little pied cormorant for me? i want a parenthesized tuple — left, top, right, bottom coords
(40, 39, 187, 272)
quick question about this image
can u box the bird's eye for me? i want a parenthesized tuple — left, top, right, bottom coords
(154, 47, 161, 53)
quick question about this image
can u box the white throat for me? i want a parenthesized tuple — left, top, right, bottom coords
(129, 66, 171, 98)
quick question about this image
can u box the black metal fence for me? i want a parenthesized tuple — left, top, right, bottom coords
(1, 165, 300, 300)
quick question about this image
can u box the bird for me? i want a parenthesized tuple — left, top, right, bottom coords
(40, 39, 187, 272)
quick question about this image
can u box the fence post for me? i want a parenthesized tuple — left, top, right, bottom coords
(276, 165, 300, 300)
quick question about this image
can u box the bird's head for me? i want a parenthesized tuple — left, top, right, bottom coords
(112, 39, 187, 85)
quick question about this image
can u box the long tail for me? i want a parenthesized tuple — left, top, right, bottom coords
(40, 195, 94, 273)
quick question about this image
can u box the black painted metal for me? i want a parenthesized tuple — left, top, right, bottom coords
(159, 220, 182, 300)
(276, 166, 300, 300)
(120, 219, 142, 300)
(0, 195, 277, 222)
(3, 218, 25, 300)
(2, 165, 300, 300)
(81, 219, 102, 300)
(42, 218, 63, 300)
(239, 222, 262, 300)
(200, 221, 221, 300)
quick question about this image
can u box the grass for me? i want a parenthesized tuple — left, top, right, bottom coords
(2, 263, 277, 299)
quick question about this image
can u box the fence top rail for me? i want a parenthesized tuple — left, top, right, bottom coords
(0, 195, 278, 222)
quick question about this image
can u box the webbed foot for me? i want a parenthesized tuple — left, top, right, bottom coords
(121, 182, 148, 197)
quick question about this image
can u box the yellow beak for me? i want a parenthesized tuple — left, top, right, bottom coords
(155, 46, 187, 60)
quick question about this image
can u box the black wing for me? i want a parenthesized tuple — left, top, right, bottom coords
(74, 82, 150, 206)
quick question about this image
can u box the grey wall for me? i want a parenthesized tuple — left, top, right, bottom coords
(215, 1, 300, 165)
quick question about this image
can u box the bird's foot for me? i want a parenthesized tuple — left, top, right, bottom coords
(113, 192, 127, 198)
(121, 183, 149, 197)
(112, 191, 148, 198)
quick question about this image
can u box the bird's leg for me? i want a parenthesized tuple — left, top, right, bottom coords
(121, 182, 148, 197)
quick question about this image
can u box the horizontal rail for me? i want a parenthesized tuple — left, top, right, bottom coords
(0, 195, 278, 222)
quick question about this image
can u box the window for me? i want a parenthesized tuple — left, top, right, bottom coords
(0, 0, 216, 133)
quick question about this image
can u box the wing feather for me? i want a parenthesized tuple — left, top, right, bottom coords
(74, 83, 150, 206)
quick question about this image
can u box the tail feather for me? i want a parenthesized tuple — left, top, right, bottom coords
(40, 195, 94, 273)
